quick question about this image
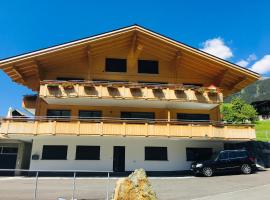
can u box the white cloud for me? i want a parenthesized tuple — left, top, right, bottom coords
(249, 55, 270, 74)
(200, 37, 233, 60)
(236, 53, 257, 67)
(247, 54, 257, 62)
(236, 60, 249, 67)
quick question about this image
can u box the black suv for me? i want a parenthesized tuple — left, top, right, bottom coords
(191, 150, 256, 177)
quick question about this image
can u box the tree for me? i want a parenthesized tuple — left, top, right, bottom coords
(221, 97, 258, 124)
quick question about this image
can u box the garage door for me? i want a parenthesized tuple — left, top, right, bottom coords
(0, 147, 18, 175)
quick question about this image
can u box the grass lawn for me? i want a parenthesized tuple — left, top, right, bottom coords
(255, 120, 270, 142)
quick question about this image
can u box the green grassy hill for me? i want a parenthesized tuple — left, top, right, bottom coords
(256, 120, 270, 142)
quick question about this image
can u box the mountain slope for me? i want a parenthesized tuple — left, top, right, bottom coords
(225, 78, 270, 103)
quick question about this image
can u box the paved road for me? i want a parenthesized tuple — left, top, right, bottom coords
(0, 171, 269, 200)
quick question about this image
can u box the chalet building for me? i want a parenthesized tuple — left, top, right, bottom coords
(0, 25, 260, 174)
(251, 100, 270, 120)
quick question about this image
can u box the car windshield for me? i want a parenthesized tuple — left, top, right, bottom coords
(210, 152, 219, 161)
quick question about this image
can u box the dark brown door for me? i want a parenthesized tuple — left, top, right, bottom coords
(113, 146, 125, 172)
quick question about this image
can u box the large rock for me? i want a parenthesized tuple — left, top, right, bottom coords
(112, 169, 158, 200)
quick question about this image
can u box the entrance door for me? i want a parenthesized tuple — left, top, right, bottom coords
(113, 146, 125, 172)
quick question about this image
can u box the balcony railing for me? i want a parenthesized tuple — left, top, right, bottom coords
(0, 117, 255, 140)
(39, 81, 223, 104)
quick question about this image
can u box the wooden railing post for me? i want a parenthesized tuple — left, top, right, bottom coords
(189, 124, 192, 138)
(224, 125, 228, 139)
(248, 126, 252, 139)
(98, 85, 102, 98)
(209, 124, 213, 137)
(4, 120, 10, 135)
(167, 123, 170, 137)
(77, 121, 80, 136)
(145, 123, 148, 137)
(166, 88, 170, 99)
(51, 121, 56, 135)
(122, 86, 126, 99)
(44, 84, 48, 97)
(33, 121, 38, 135)
(123, 122, 126, 136)
(100, 121, 104, 136)
(75, 84, 79, 97)
(143, 87, 148, 99)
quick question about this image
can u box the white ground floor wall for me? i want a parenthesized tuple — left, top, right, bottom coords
(29, 136, 224, 172)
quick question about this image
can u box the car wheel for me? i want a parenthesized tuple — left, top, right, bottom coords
(241, 164, 252, 174)
(202, 167, 213, 177)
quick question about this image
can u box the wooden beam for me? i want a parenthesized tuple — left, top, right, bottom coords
(173, 51, 181, 80)
(214, 69, 229, 86)
(228, 77, 248, 92)
(130, 32, 137, 54)
(32, 61, 43, 81)
(234, 77, 248, 89)
(12, 66, 25, 84)
(87, 46, 92, 80)
(128, 33, 144, 68)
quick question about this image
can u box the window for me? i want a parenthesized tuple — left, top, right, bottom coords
(177, 113, 210, 122)
(47, 110, 71, 119)
(105, 58, 127, 72)
(0, 147, 18, 154)
(42, 145, 68, 160)
(145, 147, 167, 161)
(219, 152, 229, 160)
(186, 148, 213, 161)
(138, 60, 159, 74)
(121, 112, 155, 120)
(229, 151, 248, 159)
(75, 146, 100, 160)
(79, 110, 102, 119)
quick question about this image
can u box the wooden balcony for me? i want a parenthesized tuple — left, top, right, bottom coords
(22, 95, 37, 114)
(0, 118, 255, 140)
(39, 81, 223, 104)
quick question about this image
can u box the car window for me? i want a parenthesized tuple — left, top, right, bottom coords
(229, 151, 238, 159)
(238, 151, 248, 158)
(229, 151, 247, 159)
(219, 152, 229, 160)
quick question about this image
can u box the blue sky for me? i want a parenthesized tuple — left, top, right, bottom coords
(0, 0, 269, 116)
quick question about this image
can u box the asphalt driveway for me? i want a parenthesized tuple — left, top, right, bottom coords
(0, 170, 269, 200)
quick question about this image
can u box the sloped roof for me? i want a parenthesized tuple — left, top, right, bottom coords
(0, 24, 260, 92)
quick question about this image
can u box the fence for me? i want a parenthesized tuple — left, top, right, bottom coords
(0, 169, 114, 200)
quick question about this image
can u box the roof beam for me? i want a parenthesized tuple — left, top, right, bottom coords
(234, 77, 249, 89)
(173, 51, 181, 80)
(12, 66, 25, 84)
(128, 33, 144, 68)
(228, 77, 248, 92)
(87, 46, 92, 80)
(214, 69, 229, 86)
(32, 61, 43, 81)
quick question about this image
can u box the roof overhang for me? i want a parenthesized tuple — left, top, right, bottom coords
(0, 24, 260, 94)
